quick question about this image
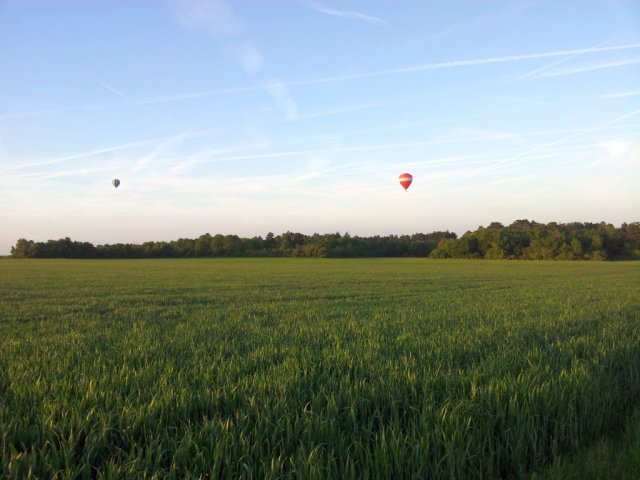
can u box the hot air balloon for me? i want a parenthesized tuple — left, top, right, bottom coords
(398, 173, 413, 191)
(112, 179, 120, 188)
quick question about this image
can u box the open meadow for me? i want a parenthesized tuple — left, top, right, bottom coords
(1, 258, 639, 479)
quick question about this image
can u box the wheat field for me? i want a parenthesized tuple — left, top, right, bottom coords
(1, 259, 639, 479)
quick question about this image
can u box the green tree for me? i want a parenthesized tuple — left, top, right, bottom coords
(222, 235, 242, 256)
(210, 234, 224, 256)
(10, 239, 34, 258)
(571, 237, 584, 258)
(195, 234, 212, 256)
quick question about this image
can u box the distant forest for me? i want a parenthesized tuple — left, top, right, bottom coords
(9, 220, 640, 260)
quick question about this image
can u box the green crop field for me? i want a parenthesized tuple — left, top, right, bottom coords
(1, 259, 639, 479)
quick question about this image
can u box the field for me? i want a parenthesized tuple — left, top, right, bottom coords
(1, 258, 639, 479)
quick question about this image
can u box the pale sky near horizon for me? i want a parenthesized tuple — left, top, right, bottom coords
(1, 1, 639, 254)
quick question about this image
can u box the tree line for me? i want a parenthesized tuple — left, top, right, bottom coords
(431, 220, 639, 260)
(9, 231, 455, 259)
(9, 220, 640, 260)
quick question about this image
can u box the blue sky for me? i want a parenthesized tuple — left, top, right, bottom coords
(1, 0, 639, 254)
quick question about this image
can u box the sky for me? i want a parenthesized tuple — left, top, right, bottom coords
(1, 0, 639, 254)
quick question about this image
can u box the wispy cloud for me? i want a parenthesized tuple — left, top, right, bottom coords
(234, 41, 265, 75)
(306, 0, 388, 27)
(437, 1, 539, 40)
(601, 90, 640, 99)
(126, 43, 638, 104)
(265, 80, 299, 120)
(293, 101, 389, 121)
(168, 0, 298, 118)
(467, 107, 640, 177)
(299, 44, 640, 84)
(5, 140, 156, 170)
(101, 83, 170, 118)
(5, 43, 640, 119)
(479, 91, 595, 116)
(169, 0, 265, 76)
(66, 43, 640, 96)
(0, 100, 132, 120)
(512, 34, 631, 81)
(530, 58, 640, 79)
(3, 130, 217, 172)
(195, 132, 525, 166)
(105, 120, 639, 179)
(129, 133, 197, 174)
(420, 144, 620, 194)
(356, 1, 539, 73)
(169, 0, 245, 37)
(596, 141, 640, 166)
(7, 166, 113, 180)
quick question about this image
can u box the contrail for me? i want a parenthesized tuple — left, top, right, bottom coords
(533, 58, 640, 79)
(512, 33, 631, 81)
(4, 129, 227, 171)
(6, 139, 157, 170)
(602, 90, 640, 99)
(306, 0, 388, 27)
(468, 107, 640, 177)
(4, 43, 639, 117)
(138, 42, 640, 101)
(100, 83, 170, 118)
(274, 43, 640, 89)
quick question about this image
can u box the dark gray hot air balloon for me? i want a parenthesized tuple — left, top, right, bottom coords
(112, 179, 120, 188)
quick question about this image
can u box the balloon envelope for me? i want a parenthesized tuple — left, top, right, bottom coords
(398, 173, 413, 191)
(112, 179, 120, 188)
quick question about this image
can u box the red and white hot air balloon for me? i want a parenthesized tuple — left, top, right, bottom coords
(398, 173, 413, 191)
